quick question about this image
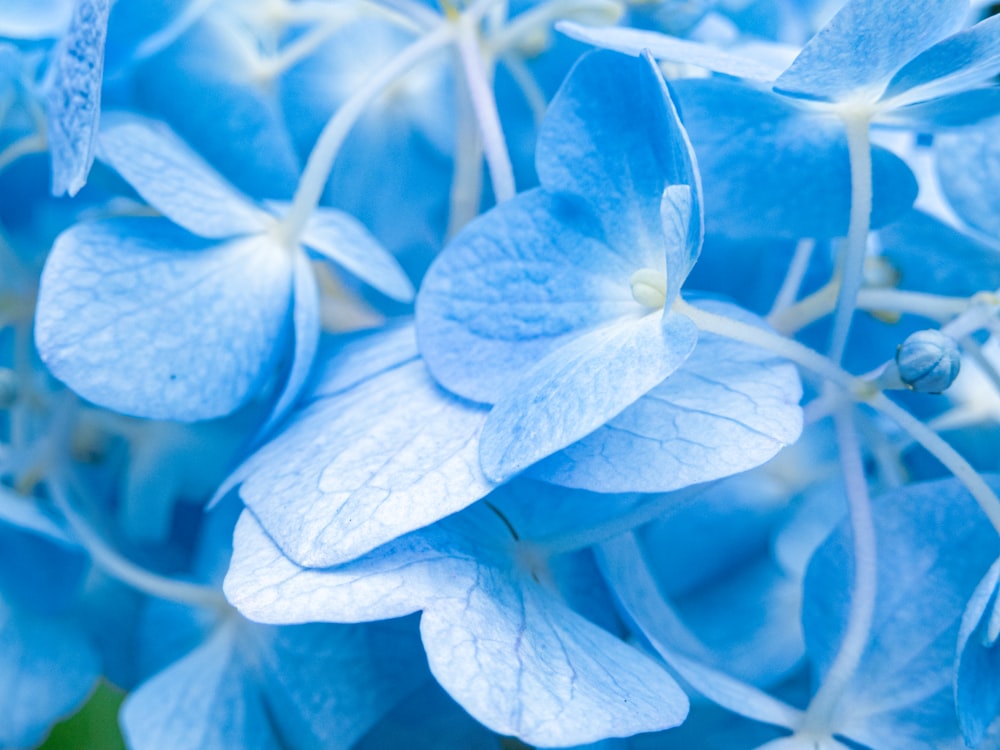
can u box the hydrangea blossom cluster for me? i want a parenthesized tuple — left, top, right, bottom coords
(2, 0, 1000, 748)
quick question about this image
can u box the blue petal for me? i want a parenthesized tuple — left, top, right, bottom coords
(955, 556, 1000, 747)
(416, 189, 646, 403)
(97, 113, 271, 239)
(308, 320, 420, 400)
(598, 534, 804, 731)
(225, 509, 689, 747)
(878, 210, 1000, 297)
(253, 251, 320, 441)
(882, 13, 1000, 104)
(537, 49, 702, 289)
(300, 206, 415, 302)
(480, 311, 698, 484)
(0, 494, 88, 614)
(773, 0, 967, 102)
(672, 78, 917, 239)
(260, 621, 428, 750)
(882, 87, 1000, 129)
(556, 22, 787, 82)
(803, 477, 1000, 747)
(46, 0, 112, 196)
(529, 299, 802, 492)
(121, 626, 281, 750)
(35, 218, 293, 421)
(237, 357, 493, 568)
(936, 120, 1000, 238)
(0, 599, 99, 749)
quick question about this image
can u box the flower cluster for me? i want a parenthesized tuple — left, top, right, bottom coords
(3, 0, 1000, 748)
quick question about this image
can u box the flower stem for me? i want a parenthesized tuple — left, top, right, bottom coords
(456, 17, 516, 203)
(828, 114, 873, 363)
(281, 24, 455, 241)
(801, 407, 877, 732)
(50, 477, 230, 612)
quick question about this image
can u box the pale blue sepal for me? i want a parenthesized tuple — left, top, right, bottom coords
(35, 218, 293, 421)
(46, 0, 112, 196)
(955, 555, 1000, 747)
(308, 321, 419, 400)
(672, 78, 917, 239)
(555, 22, 787, 82)
(251, 251, 320, 443)
(97, 113, 271, 239)
(0, 598, 100, 750)
(882, 88, 1000, 129)
(259, 620, 428, 750)
(121, 625, 281, 750)
(773, 0, 966, 102)
(803, 477, 1000, 749)
(536, 50, 702, 275)
(416, 189, 643, 404)
(936, 122, 1000, 239)
(238, 359, 493, 568)
(529, 299, 802, 493)
(208, 322, 419, 512)
(0, 489, 88, 613)
(881, 13, 1000, 106)
(226, 509, 690, 747)
(480, 311, 698, 484)
(300, 208, 415, 303)
(597, 533, 804, 731)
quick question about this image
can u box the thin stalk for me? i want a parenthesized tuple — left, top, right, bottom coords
(674, 299, 856, 390)
(828, 114, 873, 363)
(254, 17, 352, 82)
(676, 300, 1000, 536)
(448, 51, 486, 236)
(768, 238, 816, 317)
(50, 478, 230, 612)
(0, 133, 46, 175)
(456, 17, 516, 203)
(485, 0, 621, 54)
(872, 393, 1000, 536)
(280, 24, 455, 241)
(771, 284, 972, 336)
(801, 407, 877, 732)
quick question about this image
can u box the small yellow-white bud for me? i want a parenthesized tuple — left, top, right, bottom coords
(630, 268, 668, 309)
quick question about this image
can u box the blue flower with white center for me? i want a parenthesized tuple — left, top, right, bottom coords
(34, 112, 413, 425)
(416, 49, 802, 491)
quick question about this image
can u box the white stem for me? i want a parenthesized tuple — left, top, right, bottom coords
(281, 24, 455, 241)
(801, 407, 877, 732)
(872, 393, 1000, 536)
(0, 133, 46, 175)
(485, 0, 621, 54)
(828, 115, 873, 363)
(448, 51, 485, 236)
(768, 238, 816, 317)
(675, 299, 856, 390)
(50, 478, 230, 612)
(255, 17, 351, 81)
(677, 300, 1000, 536)
(456, 18, 516, 203)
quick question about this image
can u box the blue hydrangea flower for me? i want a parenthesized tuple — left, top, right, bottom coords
(416, 49, 802, 490)
(34, 113, 413, 424)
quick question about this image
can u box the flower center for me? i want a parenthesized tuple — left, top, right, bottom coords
(630, 268, 667, 309)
